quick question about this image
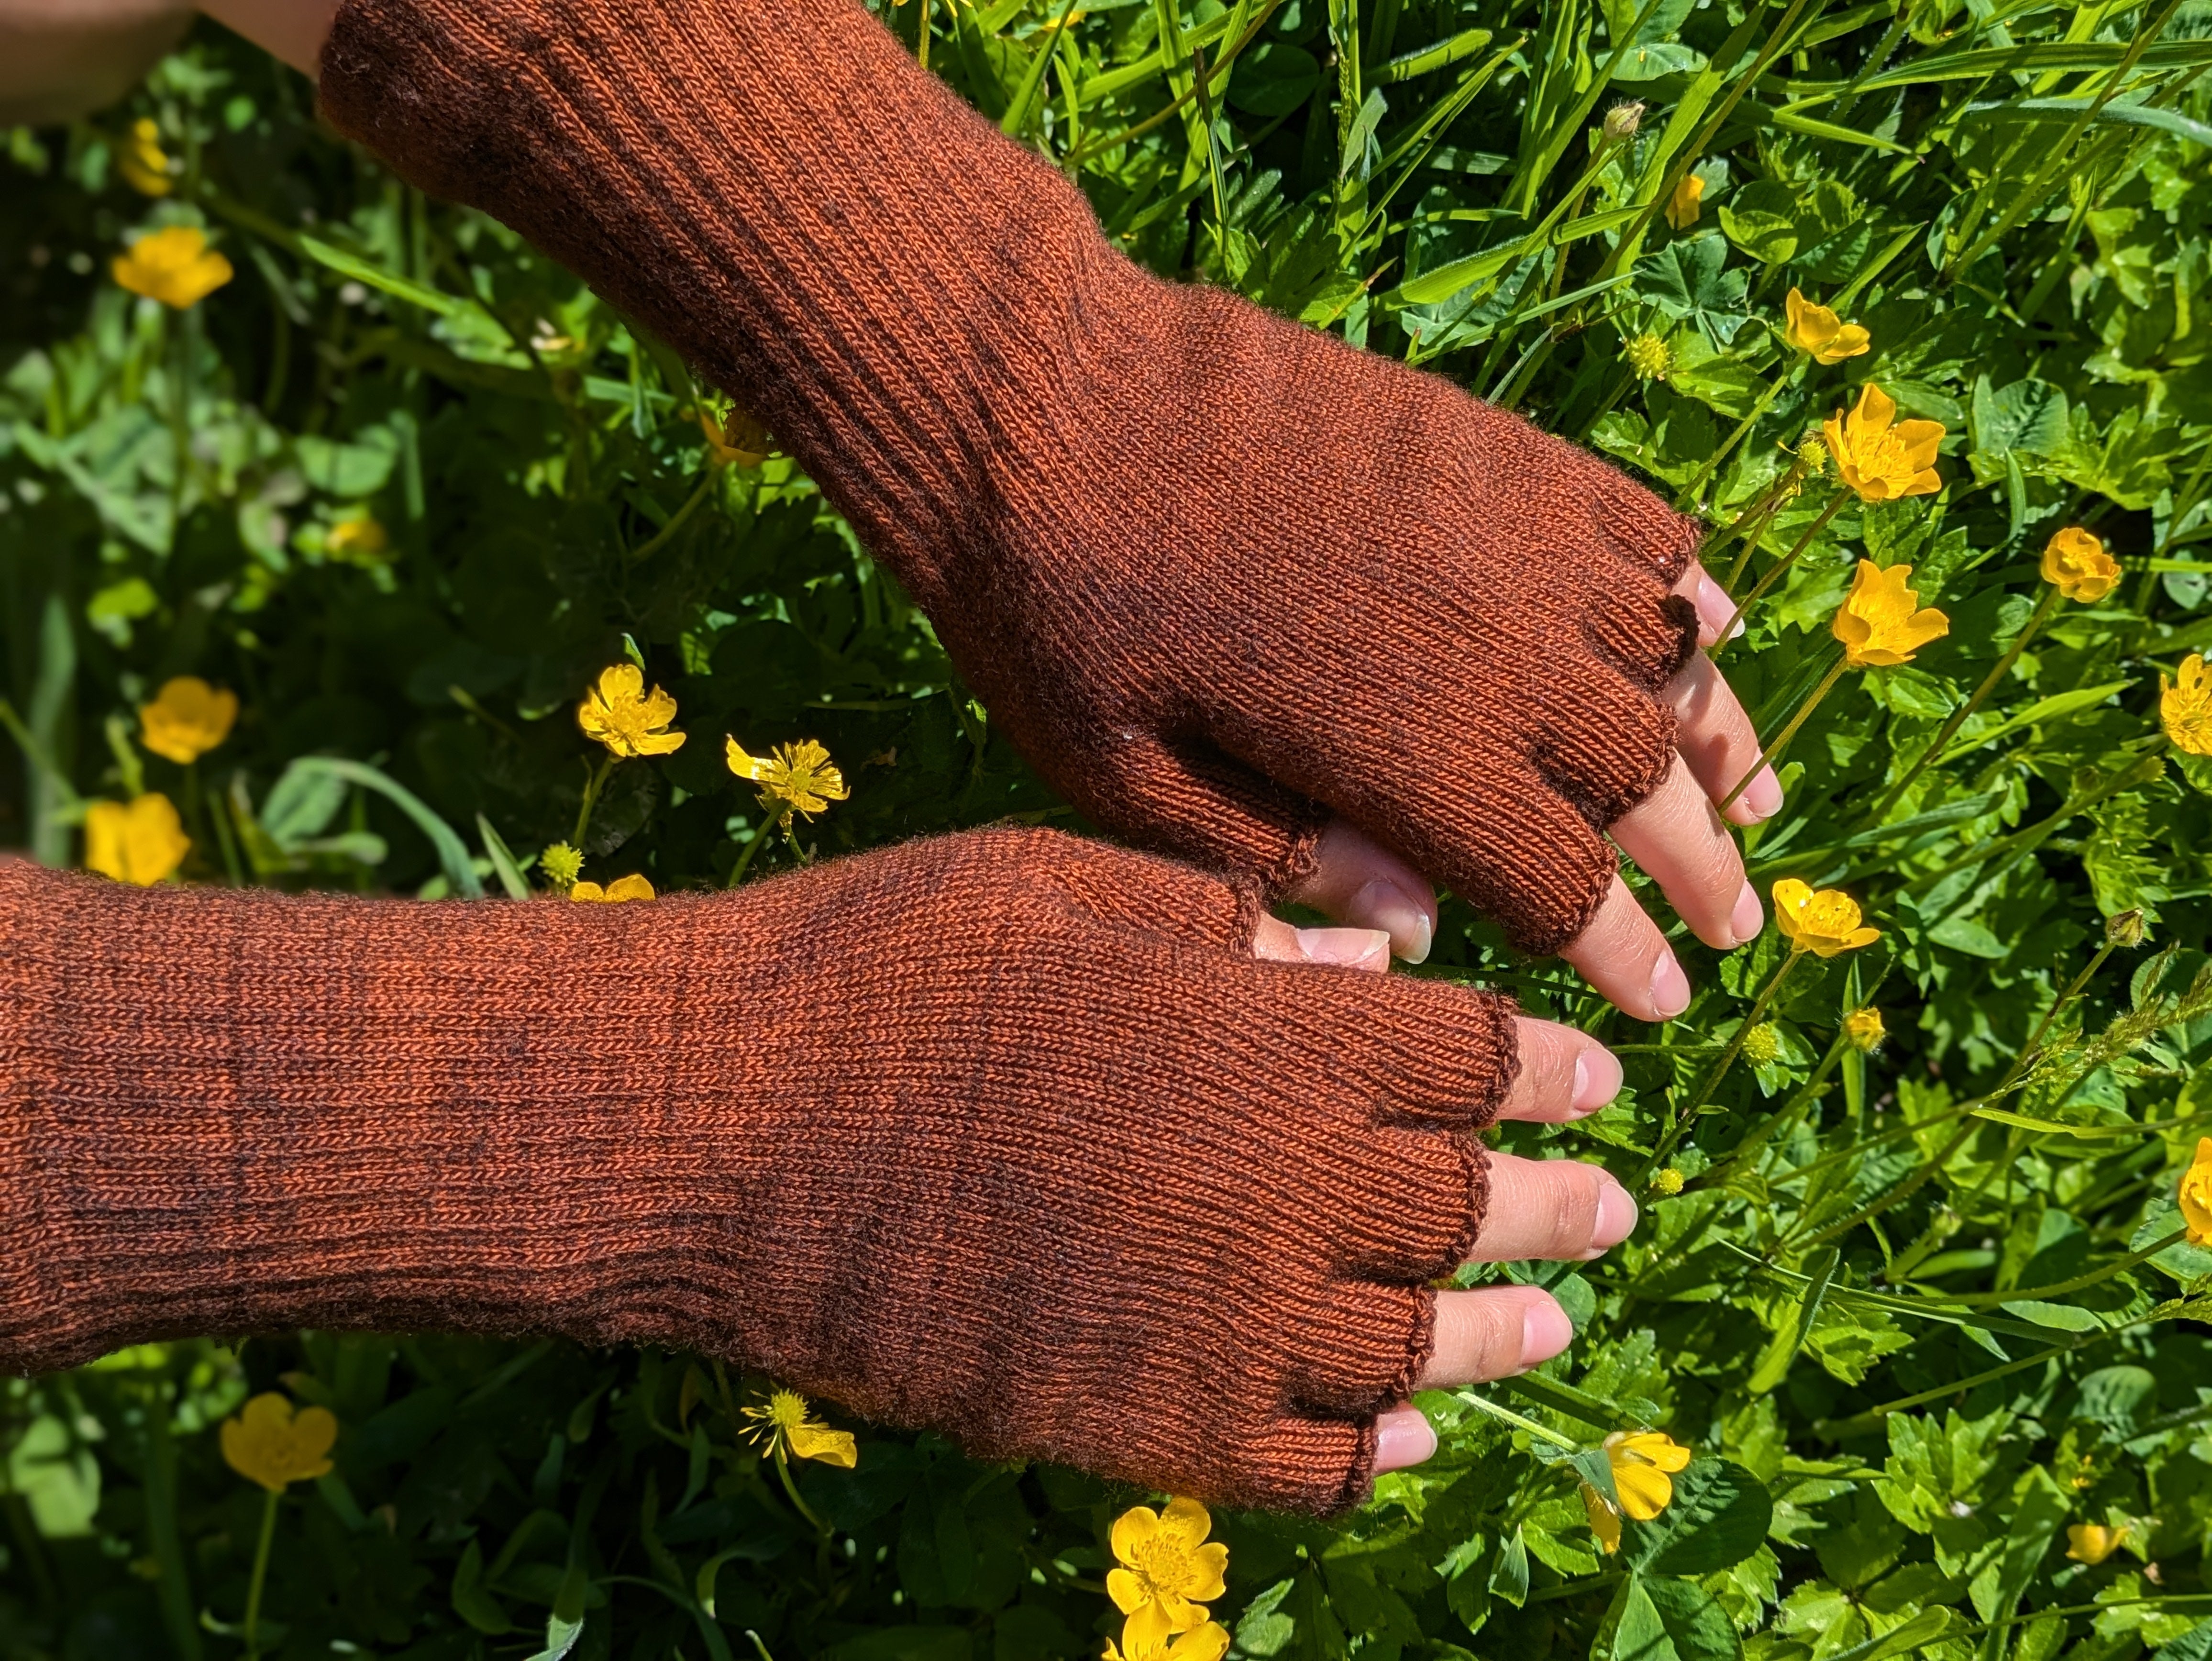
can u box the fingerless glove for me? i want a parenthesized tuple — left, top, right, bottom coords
(0, 833, 1515, 1512)
(319, 0, 1703, 953)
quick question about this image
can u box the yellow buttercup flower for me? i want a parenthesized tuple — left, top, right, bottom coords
(139, 675, 238, 764)
(741, 1389, 857, 1468)
(326, 516, 389, 565)
(1104, 1624, 1229, 1661)
(113, 225, 233, 310)
(1666, 173, 1704, 230)
(1784, 288, 1870, 364)
(1772, 878, 1880, 957)
(1108, 1498, 1229, 1649)
(221, 1393, 338, 1493)
(2066, 1523, 2129, 1565)
(118, 118, 173, 198)
(577, 664, 686, 758)
(728, 737, 850, 824)
(570, 874, 655, 903)
(697, 404, 771, 467)
(1833, 560, 1949, 667)
(2040, 526, 2119, 603)
(2180, 1138, 2212, 1247)
(1844, 1007, 1885, 1052)
(84, 794, 190, 886)
(2164, 655, 2212, 756)
(1824, 383, 1943, 502)
(1582, 1430, 1692, 1553)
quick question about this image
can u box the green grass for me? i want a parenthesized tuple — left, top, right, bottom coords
(6, 0, 2212, 1656)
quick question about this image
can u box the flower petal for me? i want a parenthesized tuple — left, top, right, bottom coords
(1107, 1567, 1150, 1617)
(1111, 1508, 1161, 1570)
(789, 1423, 859, 1467)
(1615, 1461, 1675, 1520)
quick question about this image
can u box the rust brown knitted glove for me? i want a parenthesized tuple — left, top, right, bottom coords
(318, 0, 1702, 955)
(0, 830, 1515, 1513)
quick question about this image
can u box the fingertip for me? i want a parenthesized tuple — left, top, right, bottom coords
(1521, 1295, 1574, 1366)
(1582, 1178, 1639, 1258)
(1692, 570, 1739, 645)
(1734, 766, 1784, 824)
(1294, 925, 1394, 973)
(1348, 879, 1435, 964)
(1371, 1407, 1437, 1473)
(1572, 1046, 1623, 1113)
(1727, 881, 1763, 948)
(1650, 953, 1691, 1021)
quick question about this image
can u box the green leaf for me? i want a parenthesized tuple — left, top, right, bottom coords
(1995, 1299, 2106, 1332)
(451, 1539, 515, 1636)
(1639, 236, 1751, 344)
(1608, 1573, 1743, 1661)
(1717, 179, 1800, 264)
(297, 234, 474, 319)
(1626, 1459, 1774, 1575)
(274, 757, 484, 898)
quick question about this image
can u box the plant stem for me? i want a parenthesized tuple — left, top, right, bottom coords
(1865, 585, 2060, 826)
(626, 468, 716, 565)
(573, 755, 614, 847)
(1712, 492, 1849, 653)
(243, 1487, 279, 1661)
(771, 1444, 829, 1535)
(1453, 1390, 1582, 1451)
(725, 820, 766, 888)
(1719, 654, 1849, 811)
(1677, 354, 1807, 512)
(1650, 948, 1808, 1169)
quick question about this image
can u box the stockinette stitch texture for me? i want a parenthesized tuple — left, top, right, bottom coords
(0, 830, 1518, 1513)
(319, 0, 1703, 955)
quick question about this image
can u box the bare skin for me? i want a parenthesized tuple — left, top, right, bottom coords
(158, 0, 1779, 1480)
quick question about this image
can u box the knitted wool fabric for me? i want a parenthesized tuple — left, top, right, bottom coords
(319, 0, 1702, 955)
(0, 831, 1516, 1513)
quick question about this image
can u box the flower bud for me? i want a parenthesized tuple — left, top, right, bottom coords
(1797, 433, 1829, 475)
(2106, 908, 2146, 948)
(1843, 1007, 1884, 1052)
(1627, 332, 1672, 381)
(541, 841, 585, 890)
(1604, 102, 1645, 142)
(1652, 1167, 1685, 1196)
(1740, 1023, 1781, 1065)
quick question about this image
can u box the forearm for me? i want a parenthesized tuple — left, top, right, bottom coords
(315, 0, 1151, 614)
(0, 860, 782, 1373)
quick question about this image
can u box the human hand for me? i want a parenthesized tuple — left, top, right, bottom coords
(1251, 912, 1633, 1476)
(0, 829, 1631, 1513)
(1285, 557, 1776, 1022)
(299, 0, 1768, 1019)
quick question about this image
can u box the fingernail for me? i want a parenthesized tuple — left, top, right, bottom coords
(1371, 1409, 1438, 1473)
(1520, 1298, 1575, 1368)
(1729, 881, 1763, 947)
(1351, 879, 1433, 965)
(1294, 925, 1393, 971)
(1697, 573, 1744, 640)
(1650, 954, 1691, 1020)
(1741, 766, 1783, 822)
(1572, 1048, 1624, 1114)
(1585, 1179, 1640, 1257)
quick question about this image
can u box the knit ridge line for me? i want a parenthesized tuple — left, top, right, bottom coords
(320, 0, 1706, 954)
(0, 831, 1524, 1513)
